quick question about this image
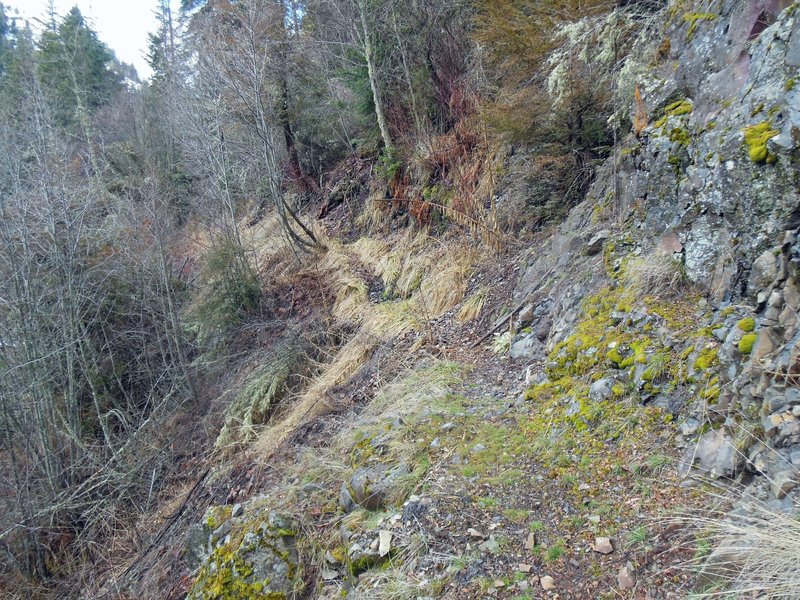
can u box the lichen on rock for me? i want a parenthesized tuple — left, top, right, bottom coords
(187, 509, 304, 600)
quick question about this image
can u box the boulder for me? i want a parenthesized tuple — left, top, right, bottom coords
(695, 535, 745, 592)
(585, 230, 611, 256)
(589, 377, 616, 401)
(510, 333, 543, 360)
(693, 429, 744, 478)
(187, 511, 303, 599)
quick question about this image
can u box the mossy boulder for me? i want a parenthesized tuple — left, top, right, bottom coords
(187, 511, 304, 600)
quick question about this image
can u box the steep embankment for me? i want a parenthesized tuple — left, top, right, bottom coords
(110, 2, 800, 599)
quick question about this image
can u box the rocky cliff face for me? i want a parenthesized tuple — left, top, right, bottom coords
(513, 0, 800, 535)
(619, 0, 799, 301)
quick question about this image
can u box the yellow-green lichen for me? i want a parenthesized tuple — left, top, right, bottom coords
(694, 347, 719, 370)
(701, 376, 721, 402)
(743, 122, 779, 164)
(737, 317, 755, 332)
(738, 333, 757, 355)
(787, 78, 796, 92)
(207, 505, 234, 530)
(683, 12, 717, 39)
(189, 516, 299, 600)
(665, 99, 694, 117)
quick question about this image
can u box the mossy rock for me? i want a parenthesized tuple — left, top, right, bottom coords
(188, 512, 303, 600)
(186, 505, 236, 569)
(339, 462, 412, 512)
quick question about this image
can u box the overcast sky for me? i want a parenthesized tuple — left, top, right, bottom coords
(3, 0, 179, 79)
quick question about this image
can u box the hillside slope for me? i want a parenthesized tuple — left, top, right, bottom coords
(98, 2, 800, 599)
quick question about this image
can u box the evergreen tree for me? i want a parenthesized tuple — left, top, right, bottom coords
(36, 6, 123, 126)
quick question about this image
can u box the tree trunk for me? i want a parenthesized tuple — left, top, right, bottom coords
(358, 0, 393, 150)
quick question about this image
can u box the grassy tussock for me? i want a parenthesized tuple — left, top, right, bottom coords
(458, 286, 488, 322)
(215, 345, 302, 448)
(624, 250, 688, 298)
(680, 493, 800, 598)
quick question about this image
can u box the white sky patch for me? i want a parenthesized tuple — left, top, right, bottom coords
(3, 0, 179, 80)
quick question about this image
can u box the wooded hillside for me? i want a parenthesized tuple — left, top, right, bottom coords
(1, 1, 799, 598)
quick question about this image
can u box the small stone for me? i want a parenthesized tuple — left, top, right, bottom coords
(369, 538, 379, 550)
(592, 537, 614, 554)
(440, 422, 456, 432)
(471, 444, 486, 454)
(212, 520, 232, 540)
(518, 563, 532, 573)
(540, 575, 556, 590)
(589, 378, 615, 401)
(231, 503, 244, 518)
(493, 580, 505, 588)
(578, 483, 591, 492)
(618, 565, 636, 589)
(586, 230, 611, 255)
(588, 515, 601, 524)
(659, 232, 683, 254)
(524, 532, 536, 550)
(517, 580, 529, 591)
(467, 528, 485, 538)
(378, 530, 392, 557)
(321, 568, 338, 581)
(430, 437, 441, 448)
(771, 470, 798, 499)
(680, 417, 701, 436)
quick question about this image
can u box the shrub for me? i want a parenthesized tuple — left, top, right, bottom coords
(194, 238, 262, 334)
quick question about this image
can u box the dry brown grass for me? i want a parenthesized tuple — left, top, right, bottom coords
(252, 232, 477, 458)
(458, 286, 488, 322)
(679, 491, 800, 598)
(624, 250, 688, 298)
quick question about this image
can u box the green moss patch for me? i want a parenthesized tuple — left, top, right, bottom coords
(743, 122, 779, 164)
(665, 99, 694, 117)
(738, 333, 757, 355)
(189, 516, 300, 600)
(737, 317, 755, 332)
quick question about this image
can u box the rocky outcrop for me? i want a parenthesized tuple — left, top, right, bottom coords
(185, 502, 304, 599)
(612, 0, 800, 302)
(508, 8, 800, 591)
(514, 0, 800, 501)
